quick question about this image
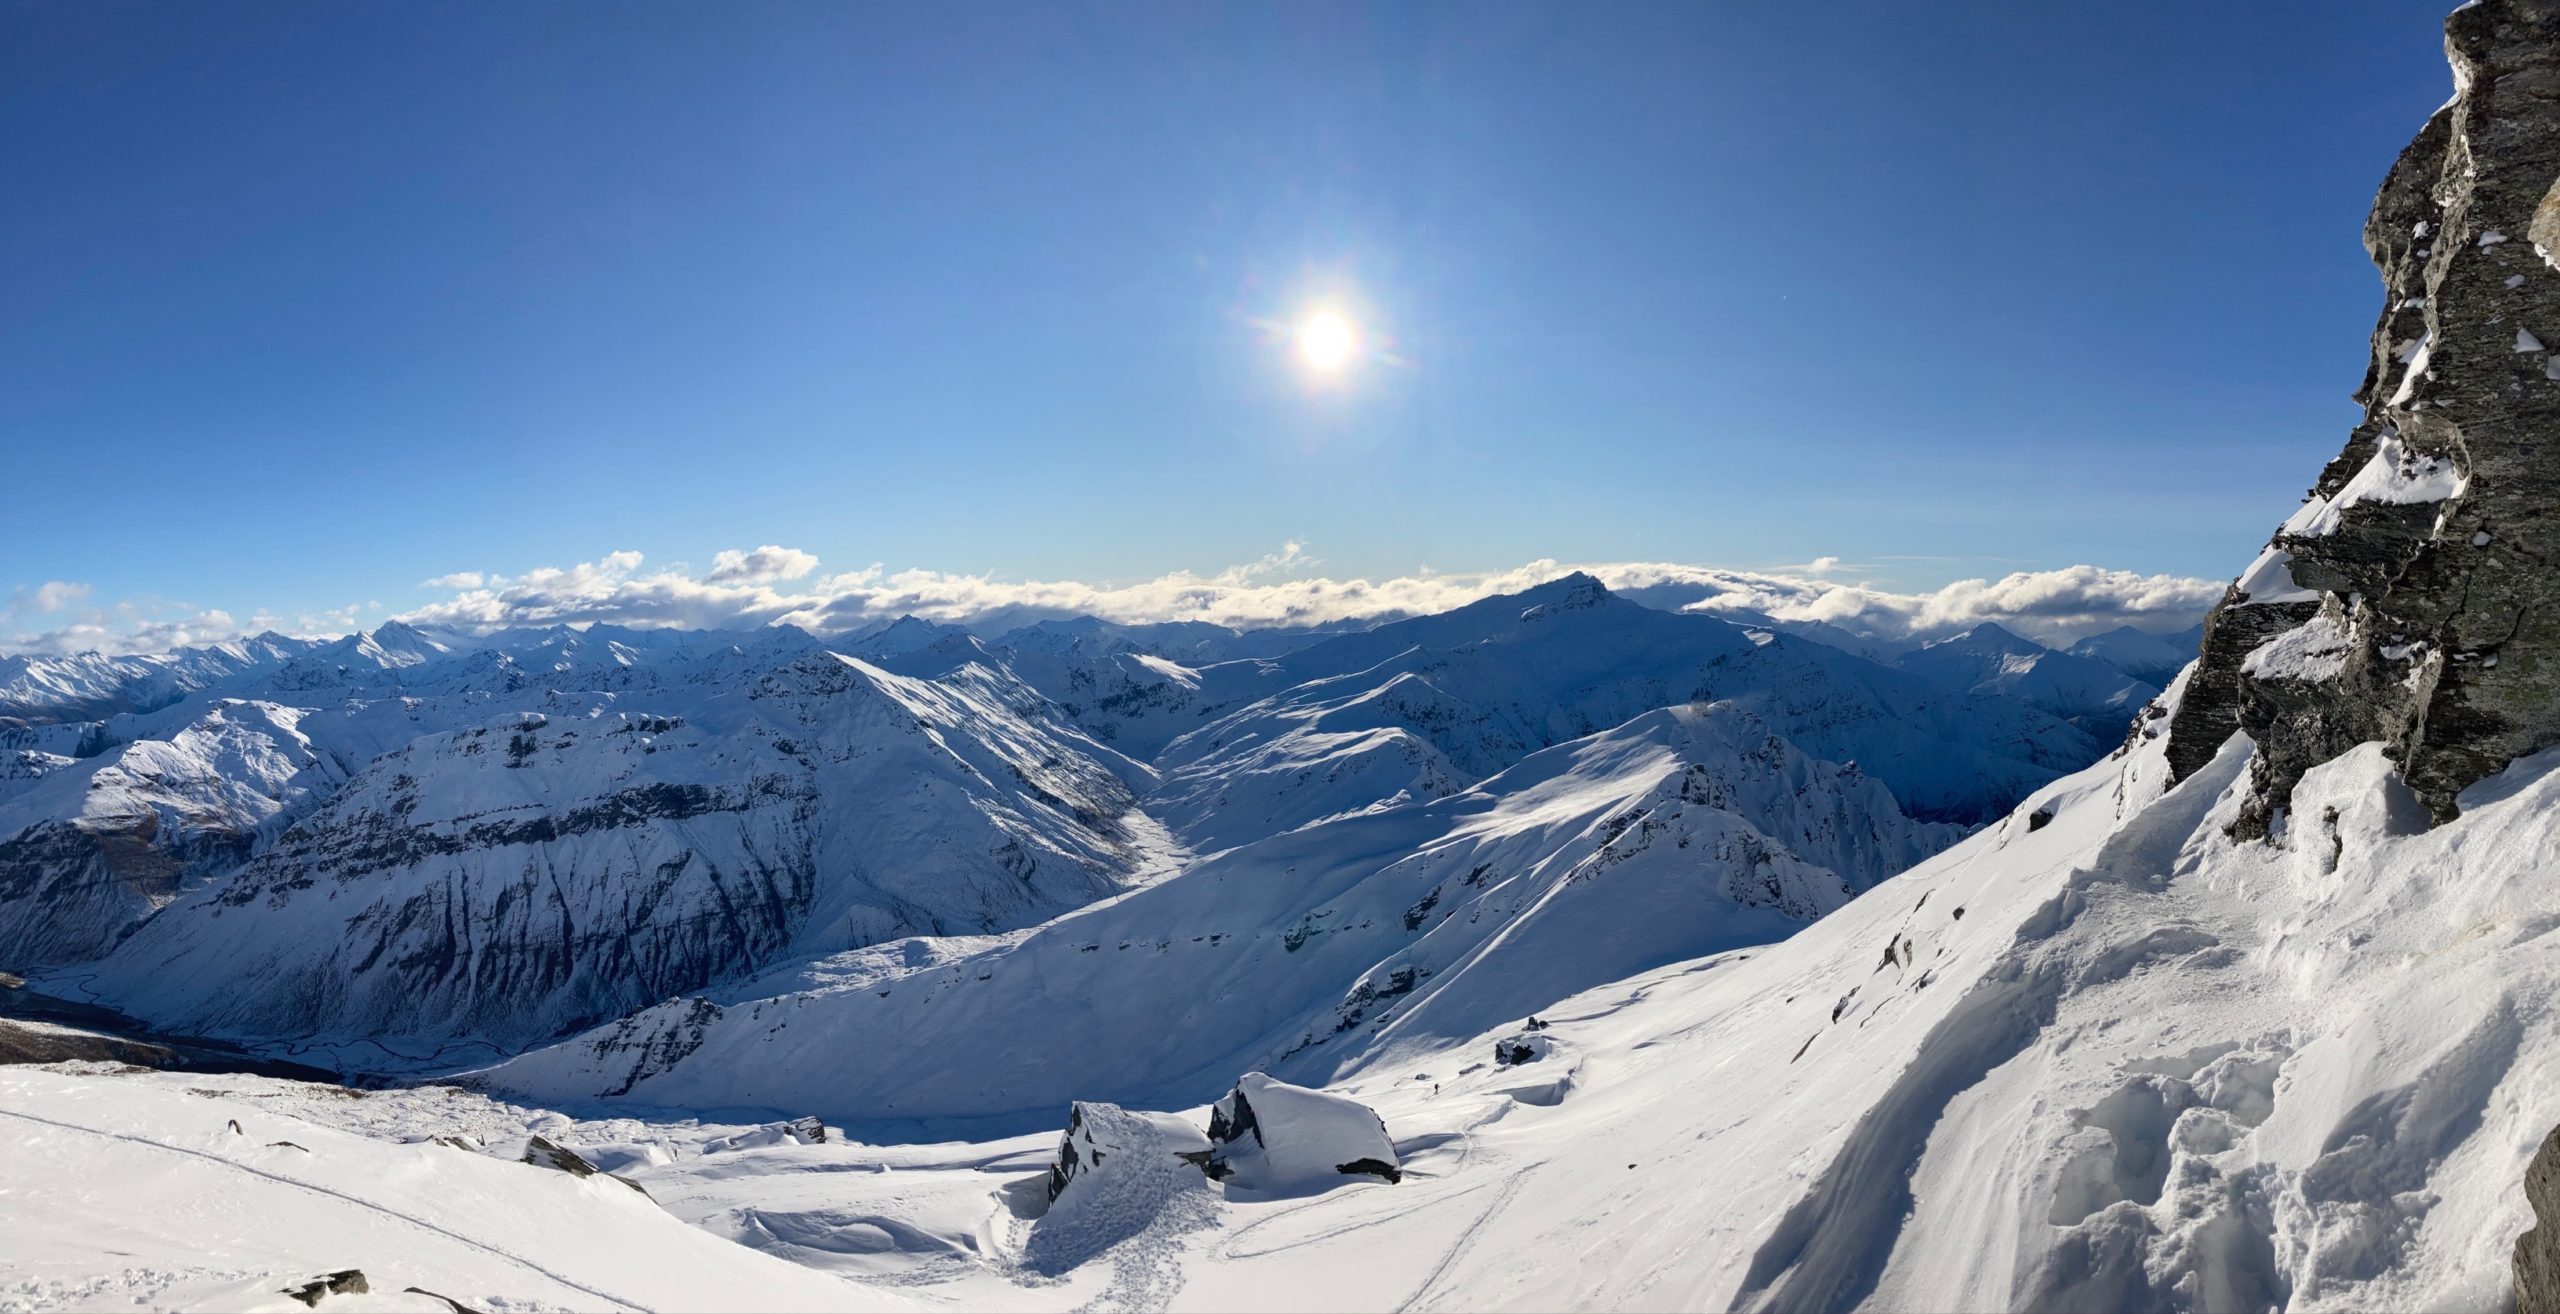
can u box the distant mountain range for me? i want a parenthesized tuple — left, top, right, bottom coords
(0, 574, 2196, 1072)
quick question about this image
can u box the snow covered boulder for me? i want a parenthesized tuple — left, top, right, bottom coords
(1026, 1101, 1218, 1276)
(1204, 1073, 1400, 1192)
(1495, 1032, 1551, 1066)
(1046, 1100, 1211, 1204)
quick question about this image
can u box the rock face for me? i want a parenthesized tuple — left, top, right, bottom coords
(2171, 0, 2560, 828)
(2523, 1122, 2560, 1314)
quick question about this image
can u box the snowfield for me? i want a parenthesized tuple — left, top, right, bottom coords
(8, 665, 2555, 1311)
(0, 1066, 909, 1313)
(16, 573, 2524, 1311)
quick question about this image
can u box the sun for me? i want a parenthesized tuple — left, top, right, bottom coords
(1295, 309, 1360, 374)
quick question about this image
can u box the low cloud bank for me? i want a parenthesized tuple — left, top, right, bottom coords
(4, 546, 2224, 657)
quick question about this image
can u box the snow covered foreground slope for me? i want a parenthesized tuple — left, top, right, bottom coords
(0, 1066, 906, 1313)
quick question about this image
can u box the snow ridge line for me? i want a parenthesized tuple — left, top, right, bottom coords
(0, 1105, 655, 1312)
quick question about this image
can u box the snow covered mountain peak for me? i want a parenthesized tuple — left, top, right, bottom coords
(1513, 570, 1614, 620)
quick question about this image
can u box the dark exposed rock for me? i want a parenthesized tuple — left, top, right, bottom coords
(1495, 1033, 1550, 1066)
(2170, 0, 2560, 828)
(279, 1270, 367, 1306)
(2163, 588, 2320, 787)
(1333, 1157, 1403, 1184)
(2521, 1122, 2560, 1314)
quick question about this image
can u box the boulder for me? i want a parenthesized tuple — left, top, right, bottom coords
(2521, 1122, 2560, 1314)
(1046, 1100, 1211, 1203)
(1495, 1033, 1551, 1066)
(279, 1270, 367, 1307)
(522, 1134, 650, 1196)
(1205, 1072, 1400, 1191)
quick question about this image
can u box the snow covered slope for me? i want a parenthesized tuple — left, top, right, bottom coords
(71, 653, 1157, 1056)
(0, 634, 319, 727)
(0, 1065, 906, 1312)
(1168, 683, 2557, 1312)
(478, 702, 1959, 1125)
(0, 701, 350, 969)
(159, 668, 2520, 1313)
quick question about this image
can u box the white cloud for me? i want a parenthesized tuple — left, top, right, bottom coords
(7, 608, 241, 657)
(419, 572, 485, 590)
(390, 546, 2219, 648)
(30, 581, 90, 613)
(1676, 564, 2224, 644)
(2, 547, 2225, 658)
(704, 545, 821, 586)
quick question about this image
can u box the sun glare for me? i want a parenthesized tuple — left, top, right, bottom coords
(1296, 309, 1360, 375)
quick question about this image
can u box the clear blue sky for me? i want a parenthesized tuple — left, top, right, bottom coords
(1, 0, 2451, 633)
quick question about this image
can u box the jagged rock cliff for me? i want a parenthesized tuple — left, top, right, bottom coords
(2170, 0, 2560, 828)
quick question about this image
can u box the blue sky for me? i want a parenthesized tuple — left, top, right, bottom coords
(2, 1, 2451, 647)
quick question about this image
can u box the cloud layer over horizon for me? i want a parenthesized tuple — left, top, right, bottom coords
(4, 544, 2228, 659)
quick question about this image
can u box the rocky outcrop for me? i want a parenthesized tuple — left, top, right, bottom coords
(2522, 1122, 2560, 1314)
(2172, 0, 2560, 828)
(1045, 1101, 1213, 1204)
